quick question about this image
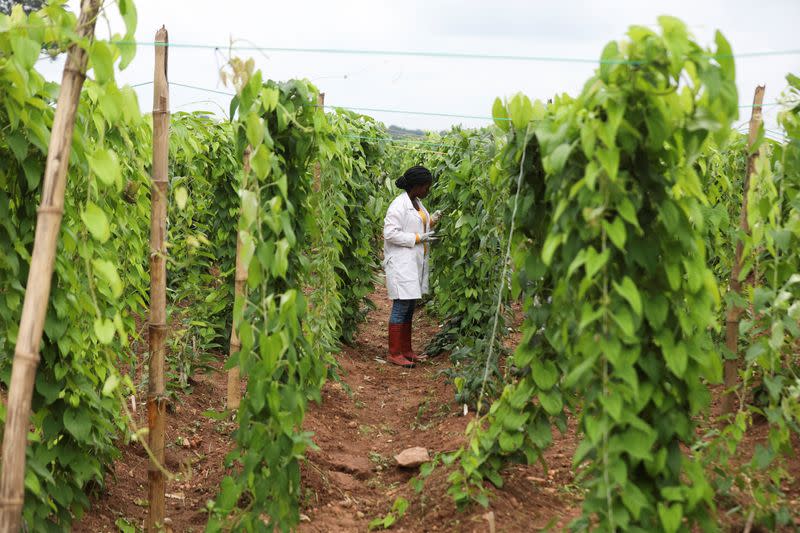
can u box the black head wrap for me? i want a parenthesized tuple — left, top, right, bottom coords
(395, 165, 433, 190)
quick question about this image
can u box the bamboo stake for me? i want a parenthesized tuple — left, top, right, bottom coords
(146, 25, 170, 533)
(227, 147, 251, 410)
(0, 1, 102, 529)
(722, 85, 765, 416)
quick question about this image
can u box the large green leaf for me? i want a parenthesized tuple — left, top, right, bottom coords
(81, 202, 110, 243)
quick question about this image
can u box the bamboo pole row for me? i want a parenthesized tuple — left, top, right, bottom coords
(722, 84, 765, 416)
(146, 26, 170, 533)
(0, 0, 102, 529)
(227, 147, 252, 410)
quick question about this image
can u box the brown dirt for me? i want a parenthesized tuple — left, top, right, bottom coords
(297, 291, 581, 533)
(74, 360, 237, 532)
(74, 289, 582, 532)
(75, 287, 800, 532)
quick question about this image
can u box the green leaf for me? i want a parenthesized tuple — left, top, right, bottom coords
(541, 233, 562, 265)
(658, 502, 683, 533)
(81, 202, 110, 243)
(603, 217, 626, 249)
(622, 428, 656, 461)
(644, 293, 668, 329)
(664, 261, 681, 290)
(117, 0, 138, 41)
(115, 518, 136, 533)
(563, 354, 598, 388)
(88, 147, 122, 189)
(245, 112, 264, 147)
(92, 259, 123, 298)
(611, 307, 635, 338)
(272, 239, 289, 278)
(216, 476, 242, 511)
(596, 146, 620, 181)
(115, 0, 139, 69)
(174, 186, 188, 210)
(90, 41, 115, 84)
(262, 86, 280, 111)
(241, 190, 258, 227)
(617, 198, 641, 230)
(585, 247, 610, 279)
(11, 37, 40, 70)
(531, 360, 559, 390)
(613, 276, 642, 317)
(621, 482, 648, 520)
(492, 97, 509, 132)
(660, 334, 688, 377)
(545, 143, 573, 175)
(580, 122, 596, 158)
(93, 318, 115, 344)
(250, 144, 272, 179)
(714, 31, 735, 82)
(24, 470, 41, 497)
(102, 374, 121, 397)
(508, 92, 534, 131)
(538, 390, 563, 415)
(63, 408, 91, 442)
(599, 41, 621, 81)
(392, 497, 409, 517)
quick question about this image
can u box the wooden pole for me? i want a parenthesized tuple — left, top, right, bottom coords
(227, 147, 252, 410)
(146, 25, 170, 533)
(722, 85, 765, 415)
(0, 1, 102, 529)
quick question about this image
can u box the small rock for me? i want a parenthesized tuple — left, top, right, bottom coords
(347, 421, 358, 428)
(394, 446, 430, 468)
(299, 514, 311, 523)
(329, 472, 360, 492)
(357, 511, 365, 519)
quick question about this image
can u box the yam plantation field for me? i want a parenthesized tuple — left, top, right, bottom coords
(0, 1, 798, 531)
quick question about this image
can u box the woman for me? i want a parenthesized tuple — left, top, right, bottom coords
(382, 165, 441, 367)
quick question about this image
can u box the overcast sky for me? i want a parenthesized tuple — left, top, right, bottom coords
(39, 0, 800, 132)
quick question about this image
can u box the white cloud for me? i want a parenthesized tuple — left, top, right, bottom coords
(38, 0, 799, 132)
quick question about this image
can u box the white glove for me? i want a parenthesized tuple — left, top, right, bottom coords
(430, 210, 443, 225)
(419, 230, 437, 243)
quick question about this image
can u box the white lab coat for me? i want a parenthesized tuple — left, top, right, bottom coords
(382, 192, 431, 300)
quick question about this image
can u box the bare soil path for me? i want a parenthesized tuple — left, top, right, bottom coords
(297, 289, 581, 533)
(75, 288, 581, 532)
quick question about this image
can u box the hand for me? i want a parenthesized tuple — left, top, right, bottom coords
(419, 230, 437, 243)
(430, 210, 443, 226)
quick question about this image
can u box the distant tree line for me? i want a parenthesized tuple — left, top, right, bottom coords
(0, 0, 44, 15)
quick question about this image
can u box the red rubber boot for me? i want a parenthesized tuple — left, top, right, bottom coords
(388, 324, 414, 367)
(401, 322, 426, 362)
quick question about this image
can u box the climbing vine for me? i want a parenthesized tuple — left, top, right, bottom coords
(699, 74, 800, 529)
(397, 128, 510, 406)
(449, 18, 740, 531)
(206, 72, 389, 531)
(325, 111, 389, 345)
(0, 1, 142, 530)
